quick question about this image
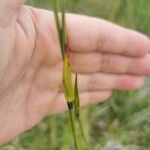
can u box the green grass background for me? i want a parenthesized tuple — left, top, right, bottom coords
(1, 0, 150, 150)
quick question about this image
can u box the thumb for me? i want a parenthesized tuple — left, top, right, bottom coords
(0, 0, 26, 26)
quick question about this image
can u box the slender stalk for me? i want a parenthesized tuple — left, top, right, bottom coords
(61, 0, 67, 56)
(68, 108, 78, 150)
(52, 0, 78, 149)
(53, 0, 65, 59)
(53, 0, 60, 32)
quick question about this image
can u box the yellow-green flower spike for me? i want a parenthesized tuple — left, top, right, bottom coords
(63, 53, 75, 104)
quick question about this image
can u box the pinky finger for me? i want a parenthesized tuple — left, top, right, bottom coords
(48, 91, 112, 115)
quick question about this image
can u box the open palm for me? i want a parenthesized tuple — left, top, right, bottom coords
(0, 0, 150, 145)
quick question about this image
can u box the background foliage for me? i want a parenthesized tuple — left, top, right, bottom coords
(1, 0, 150, 149)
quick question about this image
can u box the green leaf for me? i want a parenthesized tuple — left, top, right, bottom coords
(74, 73, 80, 117)
(74, 74, 86, 141)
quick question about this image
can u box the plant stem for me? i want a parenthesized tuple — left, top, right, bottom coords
(68, 107, 78, 150)
(52, 1, 80, 149)
(53, 0, 65, 59)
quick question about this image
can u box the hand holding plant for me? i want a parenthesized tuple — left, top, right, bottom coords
(0, 0, 150, 147)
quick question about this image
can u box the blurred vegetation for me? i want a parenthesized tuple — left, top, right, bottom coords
(1, 0, 150, 150)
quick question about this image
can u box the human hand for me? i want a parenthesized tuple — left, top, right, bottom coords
(0, 0, 150, 145)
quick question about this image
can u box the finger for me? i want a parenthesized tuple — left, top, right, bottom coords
(0, 0, 26, 26)
(48, 91, 111, 115)
(67, 14, 150, 57)
(59, 73, 144, 92)
(75, 73, 144, 91)
(70, 52, 150, 75)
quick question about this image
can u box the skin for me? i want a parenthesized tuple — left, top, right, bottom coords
(0, 0, 150, 145)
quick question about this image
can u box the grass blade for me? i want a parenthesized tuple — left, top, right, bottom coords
(74, 74, 86, 141)
(74, 74, 80, 117)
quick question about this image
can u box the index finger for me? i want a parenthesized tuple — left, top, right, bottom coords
(67, 14, 150, 57)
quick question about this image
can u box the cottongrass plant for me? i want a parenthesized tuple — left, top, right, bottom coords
(52, 0, 85, 149)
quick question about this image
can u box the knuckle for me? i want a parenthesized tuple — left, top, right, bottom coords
(88, 74, 97, 90)
(100, 54, 111, 71)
